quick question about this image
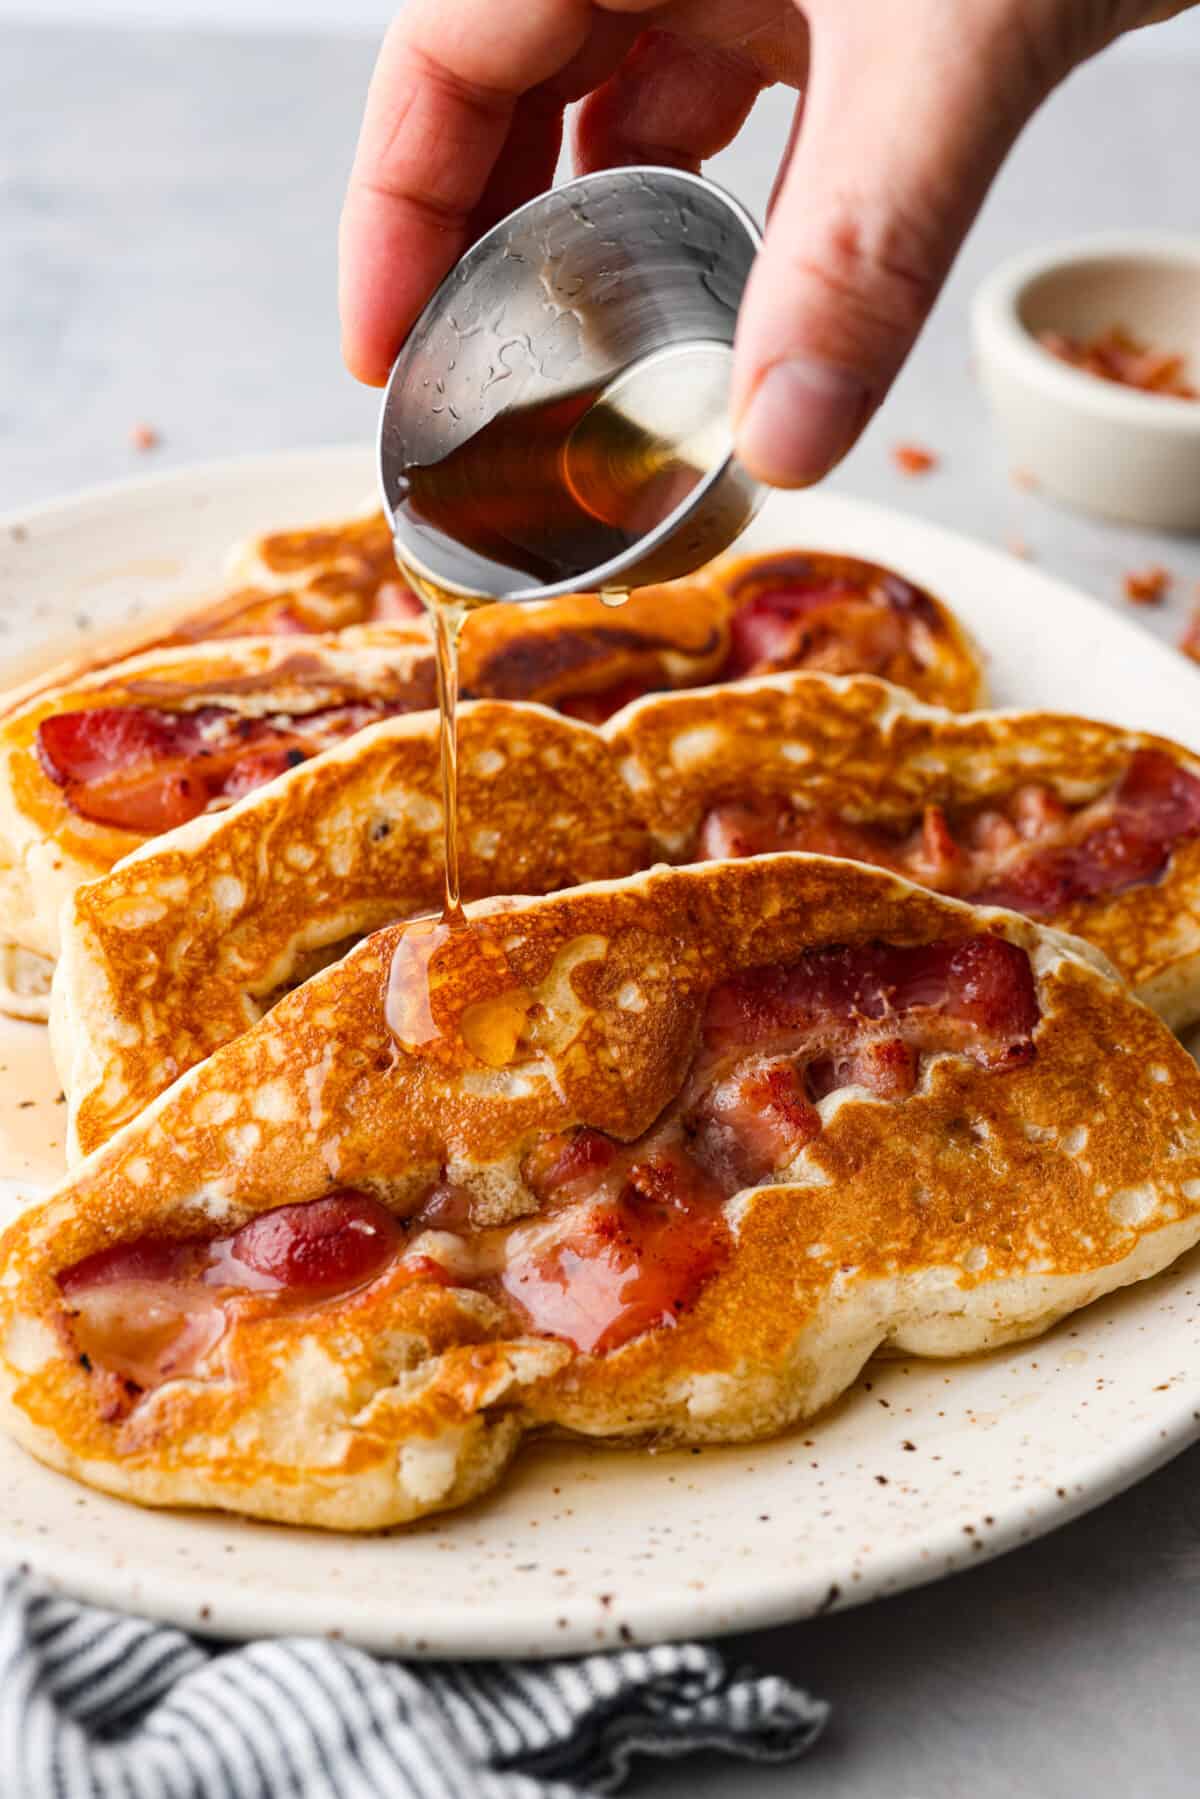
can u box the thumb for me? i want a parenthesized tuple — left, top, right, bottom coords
(732, 6, 1064, 487)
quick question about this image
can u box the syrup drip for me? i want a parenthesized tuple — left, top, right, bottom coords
(387, 341, 732, 1060)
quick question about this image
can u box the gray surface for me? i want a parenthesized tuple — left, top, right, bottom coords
(2, 21, 1200, 1796)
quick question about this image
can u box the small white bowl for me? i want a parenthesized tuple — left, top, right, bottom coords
(971, 233, 1200, 531)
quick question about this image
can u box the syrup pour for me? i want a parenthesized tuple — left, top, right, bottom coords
(386, 340, 734, 1059)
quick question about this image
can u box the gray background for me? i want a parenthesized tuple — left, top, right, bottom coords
(2, 17, 1200, 1796)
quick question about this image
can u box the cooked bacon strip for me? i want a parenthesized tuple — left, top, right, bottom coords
(60, 933, 1039, 1386)
(502, 1149, 729, 1355)
(701, 937, 1038, 1071)
(697, 750, 1200, 919)
(58, 1193, 402, 1393)
(720, 555, 939, 684)
(37, 698, 397, 834)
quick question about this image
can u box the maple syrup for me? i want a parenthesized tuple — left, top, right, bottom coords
(387, 340, 734, 1061)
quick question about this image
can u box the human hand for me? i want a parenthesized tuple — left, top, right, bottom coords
(340, 0, 1191, 487)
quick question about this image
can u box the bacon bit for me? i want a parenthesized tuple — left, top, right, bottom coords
(1037, 325, 1197, 400)
(1124, 565, 1170, 606)
(412, 1180, 476, 1232)
(129, 422, 160, 452)
(524, 1129, 615, 1203)
(690, 1058, 820, 1190)
(1006, 534, 1032, 561)
(1011, 467, 1040, 492)
(502, 1153, 729, 1356)
(227, 1193, 401, 1291)
(36, 698, 398, 835)
(892, 443, 938, 476)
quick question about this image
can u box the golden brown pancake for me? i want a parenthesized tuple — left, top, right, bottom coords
(55, 673, 1200, 1160)
(0, 635, 438, 1013)
(6, 855, 1200, 1530)
(4, 506, 984, 724)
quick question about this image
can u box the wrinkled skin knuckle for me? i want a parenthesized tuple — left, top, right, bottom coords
(793, 199, 943, 365)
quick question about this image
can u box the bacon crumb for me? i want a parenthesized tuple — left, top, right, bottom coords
(892, 443, 938, 476)
(1123, 565, 1170, 606)
(129, 422, 160, 452)
(1037, 325, 1197, 400)
(1006, 534, 1031, 560)
(1011, 467, 1040, 492)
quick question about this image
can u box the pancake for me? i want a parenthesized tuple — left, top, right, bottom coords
(4, 501, 984, 726)
(56, 673, 1200, 1159)
(702, 547, 983, 711)
(611, 675, 1200, 1029)
(0, 634, 439, 1015)
(6, 855, 1200, 1530)
(0, 511, 428, 724)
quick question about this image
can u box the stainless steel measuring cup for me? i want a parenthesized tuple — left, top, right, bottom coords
(378, 165, 764, 602)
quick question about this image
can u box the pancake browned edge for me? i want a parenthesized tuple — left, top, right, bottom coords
(4, 504, 985, 727)
(0, 635, 438, 1017)
(55, 673, 1200, 1160)
(7, 855, 1200, 1530)
(0, 511, 429, 723)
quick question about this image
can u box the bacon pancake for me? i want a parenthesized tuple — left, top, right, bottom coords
(704, 547, 983, 710)
(0, 635, 439, 1015)
(7, 856, 1200, 1530)
(0, 511, 429, 723)
(4, 503, 983, 726)
(611, 675, 1200, 1029)
(55, 673, 1200, 1160)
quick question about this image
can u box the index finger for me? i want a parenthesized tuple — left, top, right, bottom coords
(340, 0, 606, 385)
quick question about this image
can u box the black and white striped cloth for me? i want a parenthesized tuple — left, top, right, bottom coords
(0, 1569, 828, 1797)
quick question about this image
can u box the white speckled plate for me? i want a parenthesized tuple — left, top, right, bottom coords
(2, 445, 1200, 1657)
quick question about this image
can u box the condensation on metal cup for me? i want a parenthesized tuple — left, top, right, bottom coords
(378, 165, 765, 603)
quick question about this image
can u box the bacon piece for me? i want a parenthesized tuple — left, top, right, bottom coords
(704, 936, 1039, 1069)
(412, 1180, 477, 1232)
(975, 749, 1200, 916)
(724, 582, 908, 682)
(696, 795, 898, 865)
(697, 794, 797, 861)
(502, 1150, 728, 1355)
(523, 1129, 616, 1204)
(59, 1234, 199, 1296)
(810, 1036, 918, 1101)
(228, 1192, 401, 1292)
(59, 1191, 405, 1392)
(699, 750, 1200, 920)
(690, 1057, 820, 1189)
(1038, 326, 1197, 399)
(38, 706, 191, 785)
(36, 698, 393, 835)
(909, 805, 963, 889)
(1010, 784, 1069, 839)
(892, 442, 938, 476)
(1123, 566, 1170, 606)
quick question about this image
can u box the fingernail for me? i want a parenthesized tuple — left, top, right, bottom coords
(736, 358, 869, 487)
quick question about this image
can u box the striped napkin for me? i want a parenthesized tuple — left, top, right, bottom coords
(0, 1569, 828, 1796)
